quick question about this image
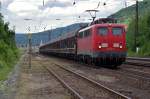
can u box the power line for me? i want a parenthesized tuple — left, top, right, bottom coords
(0, 1, 1, 10)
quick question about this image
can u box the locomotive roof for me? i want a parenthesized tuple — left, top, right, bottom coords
(89, 18, 118, 26)
(79, 23, 125, 32)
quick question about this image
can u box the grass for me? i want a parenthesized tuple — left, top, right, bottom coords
(0, 67, 12, 81)
(127, 49, 150, 57)
(0, 49, 21, 81)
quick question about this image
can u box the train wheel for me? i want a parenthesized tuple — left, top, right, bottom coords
(87, 57, 92, 65)
(92, 58, 97, 66)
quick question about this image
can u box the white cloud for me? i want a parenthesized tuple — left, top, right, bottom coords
(8, 1, 39, 13)
(1, 0, 136, 33)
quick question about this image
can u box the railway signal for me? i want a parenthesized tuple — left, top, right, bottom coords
(24, 18, 33, 68)
(135, 0, 139, 53)
(28, 26, 32, 69)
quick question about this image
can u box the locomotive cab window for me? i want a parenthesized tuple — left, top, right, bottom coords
(112, 27, 123, 35)
(98, 27, 108, 36)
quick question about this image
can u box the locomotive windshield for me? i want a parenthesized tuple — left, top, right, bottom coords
(98, 27, 108, 36)
(112, 27, 123, 35)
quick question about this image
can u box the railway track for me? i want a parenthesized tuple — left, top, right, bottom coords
(42, 55, 150, 84)
(126, 57, 150, 67)
(43, 65, 84, 99)
(16, 56, 75, 99)
(127, 57, 150, 61)
(31, 57, 83, 99)
(120, 64, 150, 79)
(43, 62, 131, 99)
(37, 55, 150, 98)
(45, 56, 150, 96)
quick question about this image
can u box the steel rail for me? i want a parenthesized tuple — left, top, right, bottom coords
(53, 63, 131, 99)
(125, 57, 150, 67)
(117, 68, 150, 81)
(125, 61, 150, 67)
(122, 64, 150, 77)
(127, 57, 150, 61)
(43, 65, 84, 99)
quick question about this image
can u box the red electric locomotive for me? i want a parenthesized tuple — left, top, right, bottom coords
(39, 18, 127, 67)
(77, 24, 126, 66)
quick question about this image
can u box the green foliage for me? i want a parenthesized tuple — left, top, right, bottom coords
(109, 0, 150, 24)
(0, 13, 19, 80)
(127, 12, 150, 56)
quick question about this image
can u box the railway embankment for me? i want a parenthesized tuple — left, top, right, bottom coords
(0, 53, 26, 99)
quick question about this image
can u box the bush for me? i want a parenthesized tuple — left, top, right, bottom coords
(0, 13, 19, 80)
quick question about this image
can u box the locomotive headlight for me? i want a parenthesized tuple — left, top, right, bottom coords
(98, 45, 102, 48)
(119, 43, 123, 48)
(120, 45, 123, 48)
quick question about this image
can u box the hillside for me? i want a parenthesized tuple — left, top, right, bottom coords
(0, 13, 19, 80)
(16, 23, 87, 47)
(109, 0, 150, 25)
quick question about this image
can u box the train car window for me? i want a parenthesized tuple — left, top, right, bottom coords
(79, 32, 83, 38)
(71, 40, 74, 48)
(112, 27, 123, 35)
(84, 31, 87, 37)
(98, 27, 108, 36)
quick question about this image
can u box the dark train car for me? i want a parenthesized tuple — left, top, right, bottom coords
(39, 30, 78, 59)
(40, 18, 127, 67)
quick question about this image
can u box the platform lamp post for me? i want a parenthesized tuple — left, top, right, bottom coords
(48, 25, 57, 41)
(48, 26, 53, 41)
(55, 18, 63, 36)
(28, 27, 32, 69)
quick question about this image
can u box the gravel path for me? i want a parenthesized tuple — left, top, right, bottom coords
(15, 55, 72, 99)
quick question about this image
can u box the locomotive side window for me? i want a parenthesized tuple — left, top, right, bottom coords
(112, 27, 123, 35)
(98, 27, 108, 36)
(84, 29, 91, 37)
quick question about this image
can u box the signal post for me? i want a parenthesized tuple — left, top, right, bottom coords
(28, 27, 32, 69)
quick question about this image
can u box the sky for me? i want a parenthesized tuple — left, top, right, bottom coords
(0, 0, 137, 33)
